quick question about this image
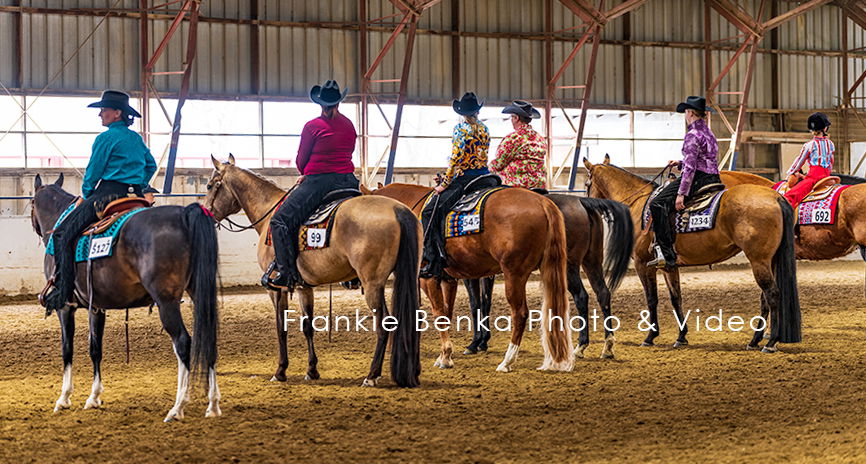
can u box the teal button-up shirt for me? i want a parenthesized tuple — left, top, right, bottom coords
(82, 121, 157, 199)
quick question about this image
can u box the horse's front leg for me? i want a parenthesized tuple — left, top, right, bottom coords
(567, 267, 591, 358)
(662, 268, 688, 347)
(462, 279, 485, 355)
(635, 262, 661, 346)
(269, 289, 289, 382)
(298, 287, 319, 381)
(362, 284, 388, 387)
(478, 275, 494, 351)
(84, 309, 106, 410)
(54, 306, 76, 413)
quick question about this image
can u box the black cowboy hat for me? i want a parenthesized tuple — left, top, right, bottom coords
(502, 100, 541, 119)
(675, 96, 712, 114)
(309, 80, 348, 106)
(453, 92, 483, 116)
(87, 90, 142, 118)
(807, 112, 831, 132)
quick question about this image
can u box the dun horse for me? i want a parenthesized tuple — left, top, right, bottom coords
(366, 182, 574, 372)
(30, 174, 220, 422)
(583, 156, 801, 352)
(203, 155, 421, 387)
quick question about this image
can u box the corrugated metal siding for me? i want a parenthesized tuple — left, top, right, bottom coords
(0, 12, 17, 86)
(779, 54, 840, 109)
(261, 0, 355, 23)
(777, 4, 839, 51)
(632, 46, 703, 107)
(631, 0, 702, 43)
(461, 36, 544, 102)
(261, 26, 359, 96)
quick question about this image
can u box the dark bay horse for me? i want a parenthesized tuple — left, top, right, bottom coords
(583, 156, 801, 352)
(447, 193, 634, 359)
(365, 182, 574, 372)
(30, 174, 220, 422)
(721, 170, 866, 293)
(203, 155, 421, 387)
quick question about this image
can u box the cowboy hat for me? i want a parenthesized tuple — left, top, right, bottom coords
(453, 92, 483, 116)
(502, 100, 541, 119)
(87, 90, 142, 118)
(675, 96, 712, 114)
(309, 80, 349, 106)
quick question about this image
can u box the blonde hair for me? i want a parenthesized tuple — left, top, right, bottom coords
(463, 113, 479, 125)
(811, 129, 828, 137)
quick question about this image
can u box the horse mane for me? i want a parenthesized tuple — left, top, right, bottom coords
(835, 173, 866, 185)
(604, 164, 660, 188)
(228, 165, 284, 191)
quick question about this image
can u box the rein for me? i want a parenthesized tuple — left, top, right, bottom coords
(217, 188, 292, 233)
(411, 189, 435, 212)
(611, 165, 673, 209)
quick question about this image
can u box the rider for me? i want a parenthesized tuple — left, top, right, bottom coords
(44, 90, 156, 311)
(783, 112, 835, 208)
(420, 92, 491, 279)
(489, 100, 546, 189)
(264, 80, 359, 290)
(648, 96, 721, 269)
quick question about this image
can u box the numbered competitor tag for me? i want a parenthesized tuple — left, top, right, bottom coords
(88, 236, 114, 259)
(811, 208, 832, 224)
(306, 228, 327, 248)
(688, 214, 712, 229)
(461, 214, 481, 232)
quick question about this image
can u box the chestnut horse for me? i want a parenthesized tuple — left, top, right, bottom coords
(30, 174, 220, 422)
(583, 156, 801, 352)
(365, 182, 574, 372)
(203, 155, 421, 387)
(721, 170, 866, 293)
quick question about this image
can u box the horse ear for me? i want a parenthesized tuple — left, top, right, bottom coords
(603, 153, 611, 165)
(228, 153, 236, 165)
(359, 184, 372, 195)
(34, 174, 43, 189)
(582, 158, 593, 170)
(211, 154, 222, 170)
(377, 182, 384, 189)
(55, 172, 64, 187)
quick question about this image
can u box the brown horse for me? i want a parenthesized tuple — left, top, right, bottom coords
(30, 174, 220, 422)
(720, 170, 866, 292)
(583, 155, 801, 352)
(203, 155, 421, 387)
(365, 182, 574, 372)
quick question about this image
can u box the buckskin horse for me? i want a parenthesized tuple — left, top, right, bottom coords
(583, 155, 801, 352)
(364, 181, 574, 372)
(30, 174, 220, 422)
(203, 155, 421, 387)
(720, 170, 866, 294)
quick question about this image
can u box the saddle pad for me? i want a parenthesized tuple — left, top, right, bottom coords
(796, 184, 849, 225)
(45, 202, 78, 254)
(46, 207, 147, 262)
(444, 186, 507, 238)
(641, 185, 665, 230)
(265, 197, 351, 251)
(674, 189, 726, 233)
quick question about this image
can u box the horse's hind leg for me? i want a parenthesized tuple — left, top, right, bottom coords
(636, 262, 661, 346)
(298, 287, 319, 381)
(497, 271, 531, 373)
(269, 289, 289, 382)
(479, 275, 494, 351)
(750, 264, 778, 352)
(568, 267, 591, 358)
(423, 278, 457, 369)
(362, 284, 388, 387)
(54, 307, 76, 413)
(156, 299, 191, 422)
(84, 310, 106, 410)
(662, 269, 688, 347)
(583, 260, 615, 358)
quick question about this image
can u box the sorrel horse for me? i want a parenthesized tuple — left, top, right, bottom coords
(365, 182, 574, 372)
(203, 155, 421, 387)
(453, 194, 634, 359)
(583, 156, 802, 352)
(30, 174, 220, 422)
(721, 170, 866, 293)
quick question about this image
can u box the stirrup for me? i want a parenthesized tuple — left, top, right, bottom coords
(646, 245, 676, 270)
(37, 276, 56, 309)
(261, 262, 288, 292)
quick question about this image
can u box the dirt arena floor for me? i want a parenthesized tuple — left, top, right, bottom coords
(2, 261, 866, 463)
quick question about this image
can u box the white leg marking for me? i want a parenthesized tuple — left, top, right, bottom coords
(205, 367, 222, 418)
(164, 348, 190, 422)
(574, 344, 588, 359)
(496, 343, 520, 373)
(601, 335, 616, 359)
(361, 377, 379, 387)
(54, 364, 74, 413)
(83, 373, 104, 409)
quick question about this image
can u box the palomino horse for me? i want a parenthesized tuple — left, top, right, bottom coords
(583, 156, 802, 352)
(721, 171, 866, 293)
(453, 194, 634, 359)
(30, 174, 220, 422)
(365, 182, 574, 372)
(203, 155, 422, 387)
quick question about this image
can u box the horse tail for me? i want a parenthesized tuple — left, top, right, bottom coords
(538, 199, 574, 371)
(183, 203, 220, 384)
(578, 197, 634, 292)
(772, 197, 801, 343)
(860, 245, 866, 298)
(390, 205, 422, 388)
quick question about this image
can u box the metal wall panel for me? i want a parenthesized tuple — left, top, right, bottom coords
(779, 54, 840, 109)
(0, 13, 17, 86)
(631, 0, 702, 43)
(260, 0, 356, 23)
(631, 46, 703, 107)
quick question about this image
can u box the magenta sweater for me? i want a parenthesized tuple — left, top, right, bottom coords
(295, 113, 357, 175)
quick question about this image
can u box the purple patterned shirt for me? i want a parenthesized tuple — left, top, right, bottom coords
(678, 118, 719, 196)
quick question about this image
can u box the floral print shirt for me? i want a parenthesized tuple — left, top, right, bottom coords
(489, 124, 547, 189)
(442, 120, 490, 188)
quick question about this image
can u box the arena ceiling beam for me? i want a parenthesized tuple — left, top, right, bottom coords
(707, 0, 831, 170)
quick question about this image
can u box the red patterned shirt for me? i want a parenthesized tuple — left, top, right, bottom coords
(490, 124, 547, 189)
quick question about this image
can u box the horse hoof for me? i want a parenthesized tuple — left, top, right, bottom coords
(432, 360, 441, 368)
(304, 372, 320, 381)
(761, 346, 778, 354)
(205, 405, 222, 418)
(83, 397, 102, 410)
(574, 344, 588, 359)
(495, 364, 513, 373)
(746, 344, 760, 351)
(361, 377, 378, 387)
(463, 348, 477, 355)
(438, 363, 453, 370)
(640, 341, 654, 347)
(270, 373, 287, 382)
(673, 340, 688, 348)
(163, 409, 184, 422)
(600, 351, 615, 359)
(53, 398, 72, 413)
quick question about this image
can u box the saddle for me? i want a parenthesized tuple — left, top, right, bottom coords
(304, 189, 361, 225)
(84, 197, 152, 236)
(682, 183, 726, 213)
(530, 187, 549, 195)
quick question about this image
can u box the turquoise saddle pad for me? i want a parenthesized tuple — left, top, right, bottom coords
(46, 207, 147, 263)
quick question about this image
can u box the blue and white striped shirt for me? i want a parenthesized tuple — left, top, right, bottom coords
(786, 136, 834, 177)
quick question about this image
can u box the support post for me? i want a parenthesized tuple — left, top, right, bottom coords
(359, 0, 369, 185)
(383, 15, 420, 185)
(140, 0, 149, 146)
(569, 25, 601, 190)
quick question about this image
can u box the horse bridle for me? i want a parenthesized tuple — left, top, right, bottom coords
(207, 173, 291, 233)
(586, 164, 673, 209)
